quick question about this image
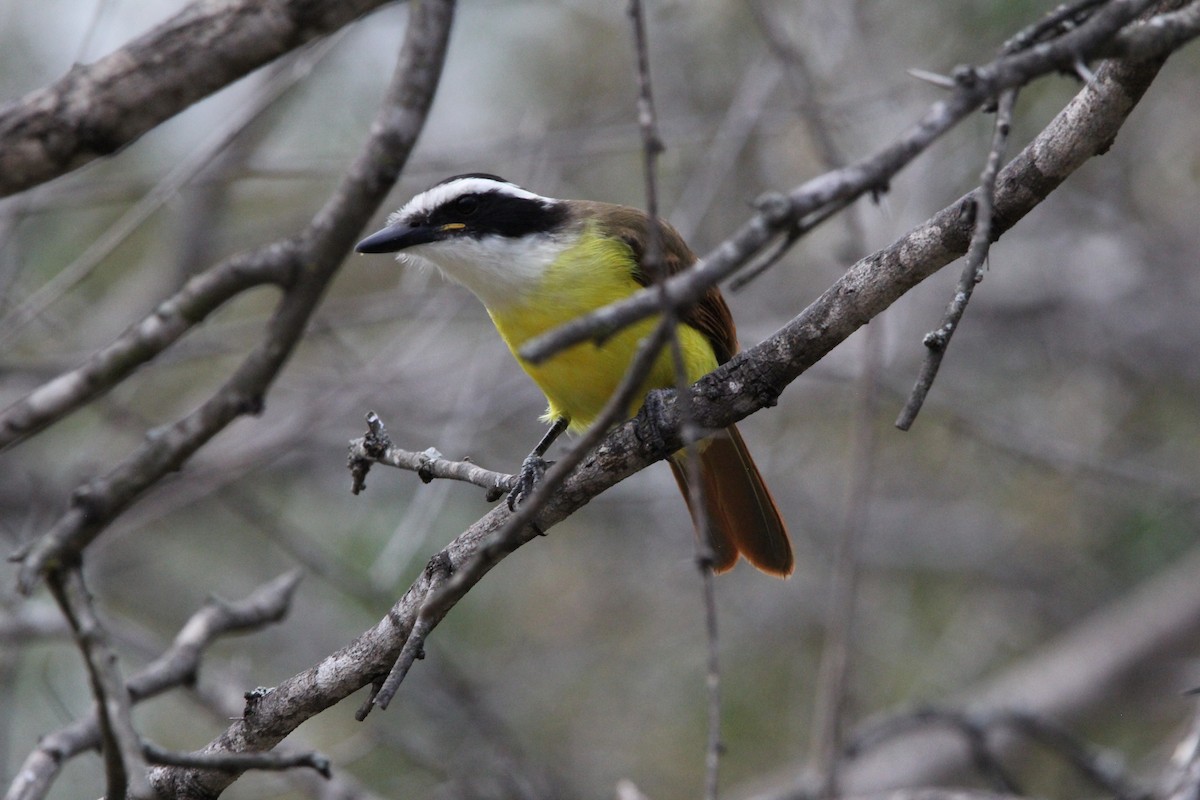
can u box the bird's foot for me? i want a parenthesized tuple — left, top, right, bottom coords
(507, 453, 552, 511)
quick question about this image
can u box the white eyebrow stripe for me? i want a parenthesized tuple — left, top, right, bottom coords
(390, 177, 551, 226)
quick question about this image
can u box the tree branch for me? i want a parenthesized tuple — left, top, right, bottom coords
(0, 0, 395, 197)
(45, 567, 153, 800)
(347, 411, 516, 500)
(0, 249, 288, 451)
(6, 571, 301, 800)
(516, 0, 1169, 365)
(895, 88, 1016, 430)
(12, 0, 454, 597)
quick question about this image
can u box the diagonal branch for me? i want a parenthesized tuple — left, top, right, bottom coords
(0, 0, 396, 197)
(46, 567, 153, 800)
(894, 89, 1017, 431)
(0, 249, 288, 451)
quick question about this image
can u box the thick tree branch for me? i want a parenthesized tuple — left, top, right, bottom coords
(0, 0, 396, 197)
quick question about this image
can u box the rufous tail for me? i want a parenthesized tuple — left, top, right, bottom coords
(668, 424, 793, 577)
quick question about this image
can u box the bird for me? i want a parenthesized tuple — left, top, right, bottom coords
(356, 174, 793, 577)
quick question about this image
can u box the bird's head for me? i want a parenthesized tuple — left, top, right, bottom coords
(356, 174, 575, 308)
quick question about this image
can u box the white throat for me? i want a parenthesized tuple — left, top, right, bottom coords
(398, 233, 572, 311)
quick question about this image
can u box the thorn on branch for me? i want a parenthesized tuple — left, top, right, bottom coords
(907, 68, 959, 89)
(1074, 57, 1099, 84)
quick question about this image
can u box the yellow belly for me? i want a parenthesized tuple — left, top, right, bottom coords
(486, 229, 718, 433)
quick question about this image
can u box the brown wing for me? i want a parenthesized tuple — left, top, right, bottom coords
(580, 202, 738, 364)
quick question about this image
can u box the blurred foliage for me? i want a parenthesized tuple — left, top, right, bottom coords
(1, 0, 1199, 798)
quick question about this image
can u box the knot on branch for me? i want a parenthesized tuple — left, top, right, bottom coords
(953, 64, 982, 88)
(242, 686, 275, 718)
(348, 411, 392, 495)
(753, 191, 793, 225)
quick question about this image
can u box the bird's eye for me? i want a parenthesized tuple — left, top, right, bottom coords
(453, 195, 479, 216)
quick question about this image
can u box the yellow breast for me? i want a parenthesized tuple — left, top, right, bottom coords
(486, 226, 718, 433)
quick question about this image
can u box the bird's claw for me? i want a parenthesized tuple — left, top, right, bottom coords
(507, 453, 549, 511)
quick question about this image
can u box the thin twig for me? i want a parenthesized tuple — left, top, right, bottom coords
(895, 89, 1017, 431)
(628, 1, 723, 796)
(371, 552, 452, 710)
(46, 567, 154, 799)
(347, 411, 516, 500)
(143, 741, 331, 778)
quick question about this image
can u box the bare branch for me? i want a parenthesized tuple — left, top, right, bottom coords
(895, 89, 1017, 430)
(1100, 1, 1200, 58)
(360, 316, 678, 716)
(13, 0, 455, 596)
(126, 3, 456, 792)
(6, 571, 301, 800)
(0, 35, 344, 348)
(836, 542, 1200, 794)
(847, 708, 1146, 799)
(672, 31, 1183, 448)
(347, 411, 515, 500)
(0, 249, 288, 451)
(517, 0, 1163, 365)
(369, 552, 452, 711)
(0, 0, 395, 197)
(143, 741, 331, 778)
(46, 567, 153, 800)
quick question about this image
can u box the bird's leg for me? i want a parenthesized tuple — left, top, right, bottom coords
(507, 417, 568, 511)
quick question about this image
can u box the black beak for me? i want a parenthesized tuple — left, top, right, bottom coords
(355, 223, 439, 254)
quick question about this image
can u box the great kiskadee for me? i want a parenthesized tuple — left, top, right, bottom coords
(356, 174, 793, 577)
